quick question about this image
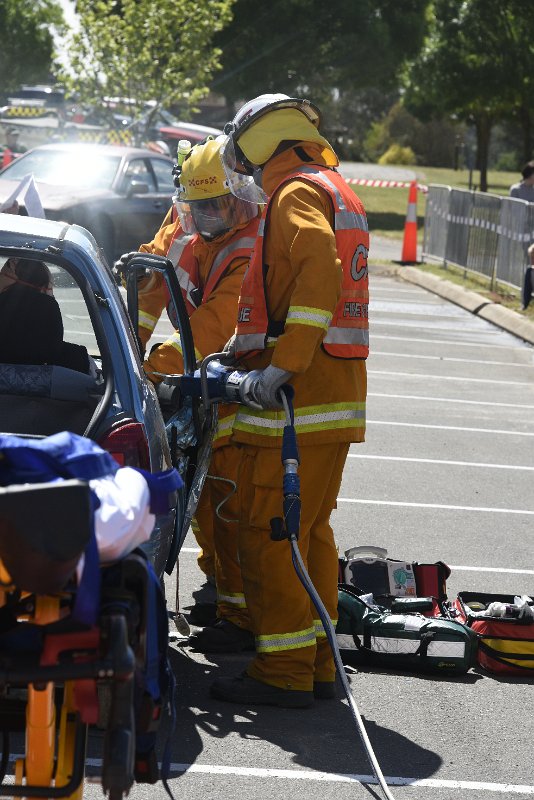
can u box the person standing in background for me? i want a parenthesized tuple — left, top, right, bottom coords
(510, 161, 534, 202)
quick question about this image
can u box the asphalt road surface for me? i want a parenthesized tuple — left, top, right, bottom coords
(79, 261, 534, 800)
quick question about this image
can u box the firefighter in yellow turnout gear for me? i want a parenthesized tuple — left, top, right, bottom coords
(119, 138, 262, 651)
(210, 94, 369, 708)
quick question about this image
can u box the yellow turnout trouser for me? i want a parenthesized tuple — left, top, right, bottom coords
(236, 442, 348, 691)
(191, 486, 215, 580)
(209, 445, 250, 629)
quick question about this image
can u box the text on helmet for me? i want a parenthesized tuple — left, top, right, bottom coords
(187, 176, 218, 187)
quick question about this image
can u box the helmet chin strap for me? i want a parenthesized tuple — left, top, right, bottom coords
(252, 167, 263, 190)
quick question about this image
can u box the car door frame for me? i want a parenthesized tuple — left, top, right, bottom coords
(123, 253, 215, 575)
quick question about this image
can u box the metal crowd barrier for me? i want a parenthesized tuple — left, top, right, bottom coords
(423, 184, 534, 289)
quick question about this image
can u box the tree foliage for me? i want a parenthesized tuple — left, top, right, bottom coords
(404, 0, 534, 190)
(213, 0, 430, 115)
(0, 0, 64, 94)
(60, 0, 233, 132)
(363, 101, 463, 167)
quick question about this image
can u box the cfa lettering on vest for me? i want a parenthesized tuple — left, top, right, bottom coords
(238, 307, 251, 323)
(343, 302, 369, 319)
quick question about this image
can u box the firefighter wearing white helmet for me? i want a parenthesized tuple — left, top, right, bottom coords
(119, 136, 262, 652)
(211, 95, 370, 707)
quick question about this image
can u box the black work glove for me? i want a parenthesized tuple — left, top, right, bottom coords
(113, 251, 141, 285)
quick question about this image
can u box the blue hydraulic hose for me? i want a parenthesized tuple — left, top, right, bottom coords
(278, 389, 396, 800)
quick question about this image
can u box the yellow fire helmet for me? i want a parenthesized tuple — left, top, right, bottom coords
(173, 136, 261, 240)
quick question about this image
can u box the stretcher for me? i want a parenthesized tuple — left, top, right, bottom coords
(0, 471, 176, 799)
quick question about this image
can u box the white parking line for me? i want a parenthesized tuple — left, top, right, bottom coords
(337, 498, 534, 514)
(371, 333, 525, 350)
(369, 369, 533, 387)
(372, 319, 503, 334)
(369, 391, 534, 409)
(371, 306, 462, 319)
(450, 565, 534, 576)
(369, 420, 534, 436)
(347, 454, 534, 471)
(82, 760, 534, 794)
(372, 352, 534, 369)
(370, 287, 430, 295)
(5, 755, 531, 795)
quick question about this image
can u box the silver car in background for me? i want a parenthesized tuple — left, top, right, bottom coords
(0, 143, 176, 263)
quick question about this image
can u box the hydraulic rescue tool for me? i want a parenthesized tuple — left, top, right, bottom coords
(175, 353, 397, 800)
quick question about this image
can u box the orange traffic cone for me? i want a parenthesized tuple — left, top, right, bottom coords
(400, 180, 419, 264)
(1, 148, 13, 169)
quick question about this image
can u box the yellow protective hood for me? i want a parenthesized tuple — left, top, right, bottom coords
(238, 108, 338, 167)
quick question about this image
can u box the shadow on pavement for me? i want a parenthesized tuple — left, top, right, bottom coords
(163, 646, 443, 785)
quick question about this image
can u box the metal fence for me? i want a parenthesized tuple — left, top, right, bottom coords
(423, 184, 534, 289)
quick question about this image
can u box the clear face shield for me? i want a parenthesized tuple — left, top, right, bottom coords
(220, 134, 267, 203)
(173, 192, 259, 240)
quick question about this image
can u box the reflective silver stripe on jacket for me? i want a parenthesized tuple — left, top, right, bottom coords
(314, 618, 337, 638)
(174, 265, 198, 309)
(286, 307, 332, 329)
(217, 592, 247, 608)
(167, 234, 194, 267)
(323, 327, 369, 346)
(207, 236, 257, 284)
(336, 210, 368, 232)
(138, 310, 157, 331)
(297, 165, 347, 210)
(294, 167, 368, 234)
(235, 406, 366, 431)
(235, 332, 266, 353)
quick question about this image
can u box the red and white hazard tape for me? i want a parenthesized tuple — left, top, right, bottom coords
(344, 177, 428, 194)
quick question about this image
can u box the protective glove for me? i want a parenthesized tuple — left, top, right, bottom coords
(238, 365, 293, 410)
(113, 251, 140, 285)
(221, 332, 237, 363)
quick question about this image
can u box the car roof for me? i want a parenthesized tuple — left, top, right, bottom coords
(14, 142, 173, 160)
(168, 121, 222, 134)
(0, 211, 111, 273)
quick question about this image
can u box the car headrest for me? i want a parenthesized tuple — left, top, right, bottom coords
(0, 363, 102, 402)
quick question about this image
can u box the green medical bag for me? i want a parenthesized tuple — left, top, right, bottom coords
(336, 585, 478, 674)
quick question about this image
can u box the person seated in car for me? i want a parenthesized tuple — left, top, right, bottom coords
(0, 258, 91, 373)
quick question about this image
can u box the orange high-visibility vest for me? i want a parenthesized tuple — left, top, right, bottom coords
(235, 165, 369, 360)
(164, 215, 260, 327)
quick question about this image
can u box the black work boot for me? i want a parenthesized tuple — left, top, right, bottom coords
(313, 681, 337, 699)
(187, 619, 255, 654)
(210, 673, 314, 708)
(187, 602, 218, 627)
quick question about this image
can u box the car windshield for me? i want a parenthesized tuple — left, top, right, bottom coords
(1, 150, 121, 190)
(154, 108, 180, 126)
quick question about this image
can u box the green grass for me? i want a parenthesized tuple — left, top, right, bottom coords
(350, 166, 518, 242)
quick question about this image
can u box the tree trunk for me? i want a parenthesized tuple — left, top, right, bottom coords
(475, 112, 492, 192)
(519, 104, 533, 163)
